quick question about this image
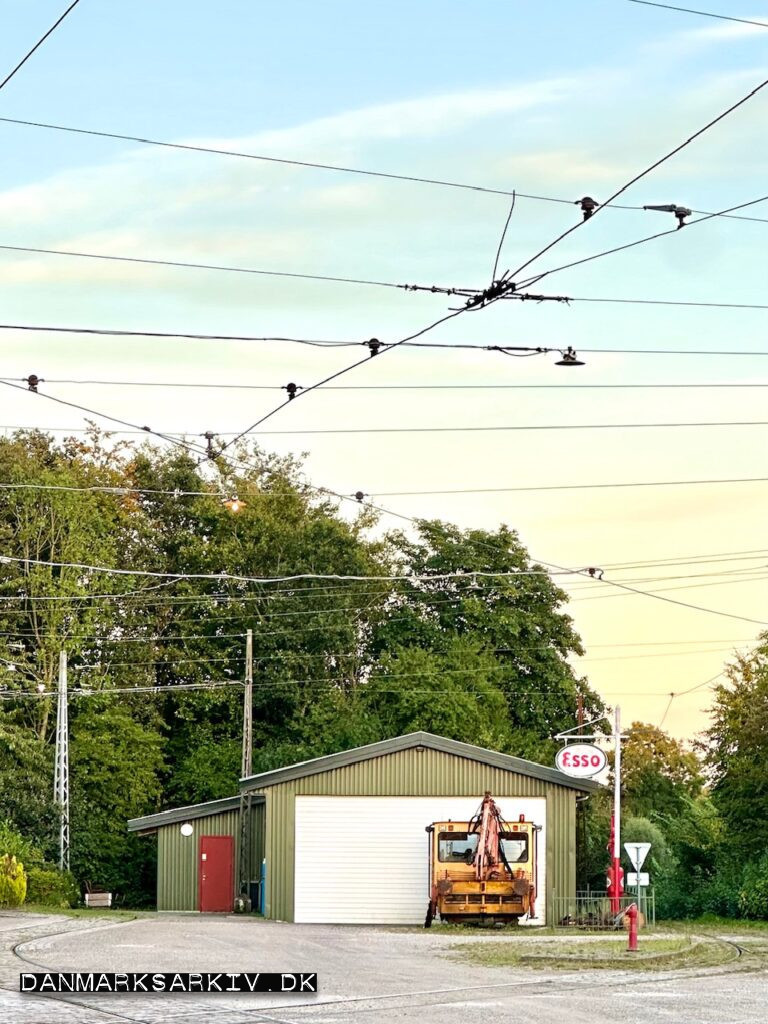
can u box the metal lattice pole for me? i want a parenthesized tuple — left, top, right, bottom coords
(53, 650, 70, 871)
(238, 630, 253, 904)
(241, 629, 253, 779)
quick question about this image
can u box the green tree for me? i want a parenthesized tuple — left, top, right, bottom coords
(362, 641, 512, 749)
(621, 722, 704, 820)
(0, 719, 57, 856)
(0, 430, 155, 739)
(374, 521, 599, 761)
(703, 639, 768, 862)
(69, 702, 165, 902)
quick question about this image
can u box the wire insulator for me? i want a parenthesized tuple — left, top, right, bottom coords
(26, 374, 40, 392)
(576, 197, 599, 221)
(366, 339, 382, 357)
(284, 382, 300, 399)
(354, 491, 365, 502)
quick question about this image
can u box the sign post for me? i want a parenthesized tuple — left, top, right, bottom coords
(610, 706, 623, 913)
(555, 706, 624, 913)
(625, 842, 651, 922)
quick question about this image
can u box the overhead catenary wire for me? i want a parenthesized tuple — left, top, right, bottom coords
(491, 192, 516, 282)
(658, 664, 733, 726)
(2, 110, 767, 224)
(0, 378, 210, 459)
(566, 295, 768, 311)
(54, 644, 752, 671)
(214, 305, 473, 454)
(0, 566, 762, 608)
(569, 572, 768, 625)
(8, 419, 768, 439)
(506, 71, 768, 280)
(0, 564, 764, 611)
(6, 377, 768, 392)
(7, 320, 768, 356)
(4, 475, 768, 500)
(0, 65, 766, 482)
(1, 549, 762, 598)
(568, 573, 768, 604)
(133, 419, 768, 435)
(0, 241, 416, 292)
(0, 627, 752, 648)
(516, 193, 768, 290)
(364, 477, 768, 495)
(4, 361, 768, 641)
(0, 553, 583, 585)
(603, 547, 768, 569)
(0, 682, 658, 702)
(624, 0, 768, 30)
(4, 376, 768, 628)
(0, 0, 82, 93)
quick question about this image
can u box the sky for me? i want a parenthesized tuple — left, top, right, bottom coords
(1, 0, 767, 741)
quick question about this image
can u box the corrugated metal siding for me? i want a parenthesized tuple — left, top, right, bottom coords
(250, 799, 266, 871)
(251, 748, 577, 922)
(156, 802, 266, 912)
(157, 810, 238, 912)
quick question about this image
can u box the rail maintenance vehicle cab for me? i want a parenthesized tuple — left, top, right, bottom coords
(425, 792, 538, 925)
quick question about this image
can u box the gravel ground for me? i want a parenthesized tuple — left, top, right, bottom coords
(2, 911, 766, 1024)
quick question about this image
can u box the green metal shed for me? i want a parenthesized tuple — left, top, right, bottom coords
(244, 731, 597, 925)
(128, 795, 265, 912)
(130, 732, 598, 923)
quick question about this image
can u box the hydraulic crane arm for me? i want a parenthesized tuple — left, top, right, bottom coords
(468, 792, 513, 881)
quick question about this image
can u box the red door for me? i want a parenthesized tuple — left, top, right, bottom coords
(198, 835, 234, 912)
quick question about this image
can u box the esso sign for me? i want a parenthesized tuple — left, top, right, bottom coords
(555, 743, 607, 778)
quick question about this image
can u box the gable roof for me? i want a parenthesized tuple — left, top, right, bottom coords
(240, 731, 600, 793)
(127, 794, 264, 834)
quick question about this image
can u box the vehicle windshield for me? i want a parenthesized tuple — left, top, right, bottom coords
(438, 832, 478, 863)
(500, 832, 529, 863)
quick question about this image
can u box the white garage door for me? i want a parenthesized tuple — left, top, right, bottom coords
(294, 795, 546, 924)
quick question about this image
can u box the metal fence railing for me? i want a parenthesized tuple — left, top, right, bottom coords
(550, 889, 656, 930)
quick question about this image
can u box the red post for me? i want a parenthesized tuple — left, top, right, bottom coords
(626, 903, 638, 952)
(607, 813, 624, 913)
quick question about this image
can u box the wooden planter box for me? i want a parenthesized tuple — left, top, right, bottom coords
(85, 892, 113, 908)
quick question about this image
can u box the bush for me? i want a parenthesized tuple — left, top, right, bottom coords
(657, 866, 742, 920)
(739, 856, 768, 919)
(0, 854, 27, 907)
(25, 867, 79, 909)
(0, 819, 44, 868)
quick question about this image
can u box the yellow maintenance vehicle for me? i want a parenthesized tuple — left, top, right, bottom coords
(425, 792, 539, 926)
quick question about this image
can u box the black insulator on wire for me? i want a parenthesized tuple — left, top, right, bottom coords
(284, 382, 300, 400)
(577, 197, 599, 221)
(26, 374, 40, 392)
(366, 339, 382, 357)
(203, 431, 216, 459)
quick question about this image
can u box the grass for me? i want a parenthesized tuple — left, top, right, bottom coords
(662, 916, 768, 934)
(452, 934, 736, 971)
(13, 903, 144, 921)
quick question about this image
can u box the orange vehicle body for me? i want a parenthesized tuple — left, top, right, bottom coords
(425, 794, 538, 925)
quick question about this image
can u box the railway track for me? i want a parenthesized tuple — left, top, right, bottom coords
(8, 923, 768, 1024)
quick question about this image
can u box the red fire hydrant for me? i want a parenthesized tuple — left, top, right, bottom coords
(626, 902, 639, 952)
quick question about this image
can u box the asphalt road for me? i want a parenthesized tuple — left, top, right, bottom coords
(2, 911, 766, 1023)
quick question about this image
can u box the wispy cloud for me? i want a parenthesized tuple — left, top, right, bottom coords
(646, 15, 767, 56)
(198, 79, 581, 150)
